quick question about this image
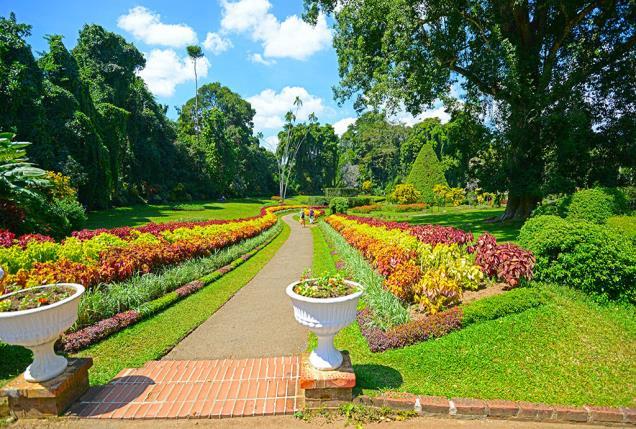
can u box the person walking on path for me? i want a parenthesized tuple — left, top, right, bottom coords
(300, 209, 306, 228)
(309, 208, 315, 224)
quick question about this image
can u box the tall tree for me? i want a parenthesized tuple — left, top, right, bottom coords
(304, 0, 636, 219)
(276, 97, 317, 200)
(339, 112, 409, 190)
(186, 45, 204, 134)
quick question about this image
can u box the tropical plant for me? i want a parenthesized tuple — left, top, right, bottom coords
(276, 97, 317, 200)
(186, 45, 204, 133)
(0, 132, 48, 204)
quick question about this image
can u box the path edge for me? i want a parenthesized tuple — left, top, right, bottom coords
(60, 220, 287, 353)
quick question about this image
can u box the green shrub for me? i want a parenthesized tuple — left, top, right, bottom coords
(566, 188, 627, 224)
(329, 197, 349, 214)
(619, 186, 636, 211)
(389, 184, 421, 204)
(531, 194, 571, 217)
(307, 196, 330, 206)
(462, 287, 547, 326)
(607, 216, 636, 245)
(348, 196, 373, 208)
(324, 187, 358, 198)
(405, 143, 447, 203)
(519, 215, 636, 302)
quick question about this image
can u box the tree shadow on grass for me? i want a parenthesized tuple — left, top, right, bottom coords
(0, 343, 31, 385)
(353, 363, 403, 395)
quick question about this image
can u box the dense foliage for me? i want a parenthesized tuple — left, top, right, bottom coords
(176, 83, 277, 198)
(566, 188, 628, 224)
(276, 122, 339, 195)
(388, 184, 421, 204)
(0, 14, 277, 215)
(519, 215, 636, 302)
(406, 143, 447, 203)
(304, 0, 636, 219)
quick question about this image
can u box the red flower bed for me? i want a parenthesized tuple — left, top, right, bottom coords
(474, 233, 535, 288)
(357, 307, 463, 352)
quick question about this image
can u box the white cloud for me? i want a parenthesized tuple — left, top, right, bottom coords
(220, 0, 332, 60)
(247, 86, 325, 132)
(203, 32, 232, 54)
(332, 117, 356, 136)
(138, 49, 210, 97)
(248, 53, 276, 66)
(390, 104, 451, 126)
(117, 6, 197, 47)
(263, 135, 279, 151)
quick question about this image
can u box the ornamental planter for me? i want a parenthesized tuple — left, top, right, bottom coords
(0, 283, 85, 382)
(286, 280, 362, 370)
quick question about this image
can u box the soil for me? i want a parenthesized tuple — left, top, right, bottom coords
(409, 283, 508, 320)
(462, 282, 508, 303)
(0, 285, 73, 312)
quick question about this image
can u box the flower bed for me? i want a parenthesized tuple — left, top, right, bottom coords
(322, 216, 538, 351)
(59, 228, 281, 353)
(0, 205, 323, 293)
(358, 306, 463, 352)
(325, 214, 534, 314)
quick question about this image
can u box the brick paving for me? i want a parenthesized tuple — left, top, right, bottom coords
(69, 357, 303, 419)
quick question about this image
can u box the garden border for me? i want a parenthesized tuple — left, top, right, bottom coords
(321, 219, 548, 352)
(58, 220, 284, 353)
(354, 392, 636, 426)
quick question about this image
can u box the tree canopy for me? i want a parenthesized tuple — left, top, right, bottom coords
(304, 0, 636, 218)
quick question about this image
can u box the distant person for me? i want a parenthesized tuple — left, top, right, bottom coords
(300, 209, 306, 228)
(309, 208, 315, 224)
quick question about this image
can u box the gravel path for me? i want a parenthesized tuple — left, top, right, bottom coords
(163, 214, 312, 360)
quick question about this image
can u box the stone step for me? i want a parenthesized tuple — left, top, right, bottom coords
(69, 356, 303, 419)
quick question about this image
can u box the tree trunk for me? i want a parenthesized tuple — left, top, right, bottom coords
(194, 60, 199, 134)
(500, 193, 540, 221)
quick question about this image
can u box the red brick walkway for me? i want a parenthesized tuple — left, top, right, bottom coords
(69, 356, 303, 419)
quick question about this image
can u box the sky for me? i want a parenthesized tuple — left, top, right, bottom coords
(1, 0, 451, 151)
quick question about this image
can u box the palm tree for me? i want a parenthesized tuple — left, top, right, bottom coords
(186, 45, 204, 133)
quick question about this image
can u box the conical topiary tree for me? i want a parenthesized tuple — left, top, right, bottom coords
(405, 143, 447, 203)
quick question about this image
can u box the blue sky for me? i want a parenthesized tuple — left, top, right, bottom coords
(1, 0, 450, 150)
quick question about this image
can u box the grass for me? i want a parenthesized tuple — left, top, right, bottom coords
(0, 222, 291, 387)
(312, 223, 636, 407)
(311, 223, 337, 276)
(85, 196, 306, 229)
(354, 205, 521, 242)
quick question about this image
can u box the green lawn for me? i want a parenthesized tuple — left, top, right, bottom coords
(311, 224, 337, 276)
(354, 206, 521, 242)
(85, 197, 306, 229)
(0, 222, 291, 387)
(313, 223, 636, 407)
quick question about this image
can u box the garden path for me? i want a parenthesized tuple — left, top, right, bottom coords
(163, 213, 312, 360)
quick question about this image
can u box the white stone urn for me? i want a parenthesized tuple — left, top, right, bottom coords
(0, 283, 85, 382)
(286, 279, 362, 370)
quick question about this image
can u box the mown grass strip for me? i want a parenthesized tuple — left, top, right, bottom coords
(72, 221, 290, 385)
(319, 219, 636, 406)
(311, 223, 338, 276)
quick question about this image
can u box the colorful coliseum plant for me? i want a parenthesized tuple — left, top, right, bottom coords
(0, 205, 323, 294)
(325, 214, 534, 315)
